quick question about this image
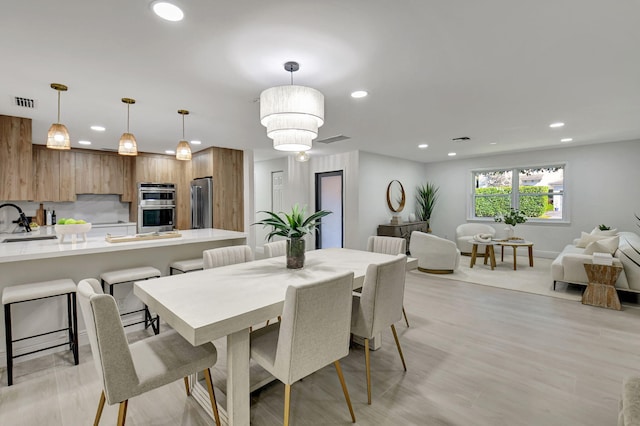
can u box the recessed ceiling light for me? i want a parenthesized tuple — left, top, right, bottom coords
(418, 144, 428, 149)
(350, 90, 368, 98)
(448, 152, 456, 156)
(490, 142, 497, 145)
(165, 150, 176, 154)
(191, 140, 201, 145)
(560, 138, 573, 143)
(152, 1, 184, 21)
(549, 122, 565, 128)
(78, 140, 91, 145)
(90, 125, 105, 132)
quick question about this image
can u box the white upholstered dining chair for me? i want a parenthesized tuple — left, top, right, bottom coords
(351, 254, 408, 404)
(250, 272, 357, 426)
(77, 278, 221, 426)
(203, 245, 254, 269)
(366, 236, 410, 327)
(264, 240, 287, 258)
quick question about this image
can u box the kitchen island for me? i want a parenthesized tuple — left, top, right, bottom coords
(0, 228, 247, 368)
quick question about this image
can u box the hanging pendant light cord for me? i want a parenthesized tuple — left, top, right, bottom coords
(182, 113, 185, 139)
(290, 69, 294, 85)
(126, 104, 130, 132)
(57, 90, 61, 124)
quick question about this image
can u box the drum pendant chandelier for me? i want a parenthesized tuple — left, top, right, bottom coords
(46, 83, 71, 150)
(259, 61, 324, 152)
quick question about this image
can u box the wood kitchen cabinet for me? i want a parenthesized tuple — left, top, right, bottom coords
(75, 151, 124, 194)
(0, 115, 32, 200)
(32, 145, 76, 201)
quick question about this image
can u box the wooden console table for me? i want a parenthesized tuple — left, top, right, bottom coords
(581, 263, 623, 310)
(377, 221, 428, 254)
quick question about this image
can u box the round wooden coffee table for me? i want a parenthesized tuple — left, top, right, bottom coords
(497, 240, 534, 270)
(469, 241, 497, 270)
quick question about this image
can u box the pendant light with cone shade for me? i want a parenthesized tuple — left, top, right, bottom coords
(46, 83, 71, 150)
(118, 98, 138, 156)
(176, 109, 191, 161)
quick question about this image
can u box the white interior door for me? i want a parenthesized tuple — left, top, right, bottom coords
(271, 171, 284, 212)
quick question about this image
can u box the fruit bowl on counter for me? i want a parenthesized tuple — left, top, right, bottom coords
(55, 220, 92, 243)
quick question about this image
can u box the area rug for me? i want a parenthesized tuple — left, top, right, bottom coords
(413, 254, 583, 301)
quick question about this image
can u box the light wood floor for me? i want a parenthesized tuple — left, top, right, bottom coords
(2, 270, 640, 425)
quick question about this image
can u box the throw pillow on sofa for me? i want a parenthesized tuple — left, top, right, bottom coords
(576, 232, 613, 248)
(583, 236, 620, 255)
(590, 227, 618, 236)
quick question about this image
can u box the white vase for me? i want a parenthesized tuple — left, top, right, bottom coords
(504, 225, 515, 239)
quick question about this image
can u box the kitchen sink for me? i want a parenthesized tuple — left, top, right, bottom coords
(1, 235, 58, 243)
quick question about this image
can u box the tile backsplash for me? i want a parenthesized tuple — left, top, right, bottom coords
(0, 195, 131, 231)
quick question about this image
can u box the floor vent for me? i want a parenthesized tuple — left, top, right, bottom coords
(316, 134, 351, 144)
(13, 96, 37, 109)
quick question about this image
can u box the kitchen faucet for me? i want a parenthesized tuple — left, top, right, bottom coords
(0, 204, 32, 233)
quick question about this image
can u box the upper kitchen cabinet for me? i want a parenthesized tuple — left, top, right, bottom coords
(0, 115, 32, 200)
(135, 154, 177, 184)
(75, 151, 124, 194)
(32, 145, 76, 201)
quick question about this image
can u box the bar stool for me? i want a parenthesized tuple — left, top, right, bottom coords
(169, 258, 204, 275)
(99, 266, 161, 335)
(2, 278, 79, 386)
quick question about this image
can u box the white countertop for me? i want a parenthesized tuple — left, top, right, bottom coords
(0, 228, 247, 263)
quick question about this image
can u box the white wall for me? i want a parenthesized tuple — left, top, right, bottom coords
(357, 151, 427, 250)
(426, 139, 640, 256)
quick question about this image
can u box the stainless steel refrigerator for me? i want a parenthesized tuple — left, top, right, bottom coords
(191, 177, 213, 229)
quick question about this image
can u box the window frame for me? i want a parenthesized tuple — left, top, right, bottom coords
(468, 162, 569, 224)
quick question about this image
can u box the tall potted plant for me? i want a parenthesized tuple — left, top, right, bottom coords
(416, 182, 439, 232)
(254, 204, 332, 269)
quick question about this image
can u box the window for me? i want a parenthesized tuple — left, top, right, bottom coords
(472, 164, 565, 222)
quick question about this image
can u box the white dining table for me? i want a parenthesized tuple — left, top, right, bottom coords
(134, 248, 416, 426)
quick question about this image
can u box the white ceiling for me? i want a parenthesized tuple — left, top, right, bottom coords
(2, 0, 639, 163)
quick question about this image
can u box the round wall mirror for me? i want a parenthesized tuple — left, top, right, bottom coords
(386, 180, 406, 212)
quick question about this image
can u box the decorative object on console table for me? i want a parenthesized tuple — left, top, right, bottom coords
(377, 221, 429, 254)
(582, 263, 623, 310)
(253, 204, 332, 269)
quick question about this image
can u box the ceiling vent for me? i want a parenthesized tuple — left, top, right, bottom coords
(452, 136, 470, 142)
(99, 148, 119, 152)
(12, 96, 37, 109)
(316, 134, 351, 144)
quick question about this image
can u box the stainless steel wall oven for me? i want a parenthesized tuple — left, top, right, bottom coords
(137, 183, 176, 232)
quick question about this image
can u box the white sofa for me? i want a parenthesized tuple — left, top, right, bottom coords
(551, 231, 640, 292)
(410, 231, 460, 274)
(456, 223, 496, 255)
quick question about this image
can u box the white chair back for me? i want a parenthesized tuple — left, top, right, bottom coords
(203, 245, 254, 269)
(275, 272, 354, 384)
(77, 278, 137, 405)
(352, 254, 407, 338)
(366, 236, 406, 255)
(455, 223, 496, 239)
(264, 240, 287, 258)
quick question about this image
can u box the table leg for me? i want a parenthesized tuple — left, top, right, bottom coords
(528, 245, 534, 267)
(227, 328, 250, 426)
(512, 247, 517, 270)
(484, 246, 489, 265)
(470, 244, 478, 268)
(501, 245, 504, 262)
(488, 245, 496, 270)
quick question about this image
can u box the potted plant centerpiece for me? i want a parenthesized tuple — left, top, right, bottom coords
(254, 204, 332, 269)
(494, 208, 527, 239)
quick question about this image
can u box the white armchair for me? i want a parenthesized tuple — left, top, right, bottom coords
(456, 224, 496, 255)
(410, 231, 460, 274)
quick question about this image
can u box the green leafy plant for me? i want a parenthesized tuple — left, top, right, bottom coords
(598, 224, 611, 231)
(416, 182, 439, 224)
(253, 204, 332, 241)
(494, 208, 528, 227)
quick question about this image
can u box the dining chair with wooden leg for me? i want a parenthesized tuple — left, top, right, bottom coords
(77, 278, 221, 426)
(351, 254, 408, 404)
(263, 240, 288, 325)
(250, 271, 357, 426)
(366, 235, 410, 327)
